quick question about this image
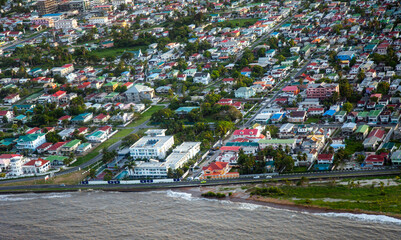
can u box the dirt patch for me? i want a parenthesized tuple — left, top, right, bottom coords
(0, 171, 88, 186)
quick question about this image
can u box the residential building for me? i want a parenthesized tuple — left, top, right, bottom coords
(55, 19, 78, 30)
(306, 83, 339, 100)
(235, 87, 255, 99)
(22, 159, 50, 174)
(193, 72, 211, 85)
(130, 135, 175, 159)
(200, 161, 239, 180)
(16, 134, 46, 150)
(125, 84, 155, 103)
(37, 0, 57, 16)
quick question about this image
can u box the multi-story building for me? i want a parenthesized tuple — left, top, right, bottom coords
(22, 159, 51, 175)
(88, 16, 109, 25)
(306, 83, 339, 100)
(31, 17, 55, 27)
(4, 154, 27, 176)
(69, 0, 90, 12)
(16, 134, 47, 150)
(36, 0, 58, 16)
(130, 135, 175, 159)
(132, 142, 201, 178)
(55, 19, 78, 30)
(125, 84, 155, 103)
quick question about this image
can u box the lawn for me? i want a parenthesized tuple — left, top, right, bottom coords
(344, 139, 364, 154)
(305, 117, 320, 124)
(91, 46, 147, 58)
(250, 181, 401, 215)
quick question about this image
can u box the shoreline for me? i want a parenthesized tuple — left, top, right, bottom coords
(177, 186, 401, 220)
(1, 183, 401, 220)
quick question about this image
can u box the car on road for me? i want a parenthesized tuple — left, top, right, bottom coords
(265, 176, 272, 179)
(253, 176, 260, 179)
(201, 180, 207, 184)
(60, 184, 66, 187)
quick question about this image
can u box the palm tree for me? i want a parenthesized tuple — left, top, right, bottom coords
(123, 157, 136, 176)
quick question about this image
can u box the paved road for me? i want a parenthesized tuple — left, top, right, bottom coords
(1, 32, 45, 51)
(0, 168, 399, 192)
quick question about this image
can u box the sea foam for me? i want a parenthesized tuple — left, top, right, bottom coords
(314, 212, 401, 225)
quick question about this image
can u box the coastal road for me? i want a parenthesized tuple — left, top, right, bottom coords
(0, 168, 399, 192)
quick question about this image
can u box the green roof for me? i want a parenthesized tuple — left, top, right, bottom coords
(226, 142, 259, 147)
(63, 139, 81, 148)
(87, 131, 104, 138)
(45, 155, 67, 162)
(368, 110, 381, 117)
(355, 124, 369, 133)
(357, 111, 369, 117)
(18, 133, 45, 142)
(259, 138, 296, 144)
(335, 111, 347, 116)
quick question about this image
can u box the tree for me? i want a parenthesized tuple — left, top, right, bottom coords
(274, 155, 294, 172)
(122, 133, 140, 147)
(342, 102, 353, 113)
(376, 82, 390, 95)
(103, 169, 113, 181)
(89, 168, 96, 179)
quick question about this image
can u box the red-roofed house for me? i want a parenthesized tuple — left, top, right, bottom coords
(36, 142, 53, 154)
(93, 113, 110, 124)
(22, 159, 50, 174)
(200, 161, 239, 180)
(363, 128, 386, 149)
(233, 129, 264, 141)
(58, 115, 72, 125)
(282, 86, 300, 95)
(317, 154, 334, 164)
(51, 90, 66, 102)
(3, 93, 20, 105)
(217, 146, 241, 164)
(364, 153, 387, 167)
(47, 142, 68, 155)
(222, 78, 235, 85)
(0, 110, 13, 121)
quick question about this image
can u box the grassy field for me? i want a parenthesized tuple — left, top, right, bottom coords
(250, 179, 401, 215)
(0, 171, 87, 186)
(91, 46, 146, 58)
(305, 117, 320, 124)
(71, 105, 165, 167)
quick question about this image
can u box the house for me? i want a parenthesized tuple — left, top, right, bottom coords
(335, 111, 347, 122)
(288, 111, 306, 123)
(282, 86, 300, 95)
(317, 154, 334, 164)
(76, 142, 92, 153)
(93, 113, 110, 124)
(355, 125, 369, 140)
(240, 67, 252, 77)
(363, 128, 386, 149)
(60, 139, 81, 154)
(235, 87, 255, 99)
(306, 83, 339, 100)
(71, 113, 93, 124)
(16, 134, 46, 150)
(45, 155, 68, 166)
(86, 130, 109, 143)
(0, 110, 13, 121)
(216, 146, 240, 164)
(390, 150, 401, 166)
(232, 129, 264, 141)
(3, 93, 20, 105)
(125, 84, 155, 103)
(58, 115, 72, 125)
(129, 135, 175, 159)
(36, 142, 53, 154)
(200, 161, 239, 180)
(364, 153, 387, 167)
(193, 72, 211, 85)
(0, 154, 11, 171)
(4, 154, 26, 176)
(47, 142, 67, 155)
(22, 159, 50, 175)
(258, 139, 296, 150)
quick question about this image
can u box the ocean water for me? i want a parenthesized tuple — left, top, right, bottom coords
(0, 190, 400, 240)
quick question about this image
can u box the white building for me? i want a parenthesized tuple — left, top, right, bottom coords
(5, 154, 27, 176)
(131, 142, 201, 178)
(16, 133, 47, 150)
(89, 17, 109, 25)
(55, 19, 78, 30)
(22, 159, 51, 175)
(130, 135, 175, 159)
(193, 72, 211, 85)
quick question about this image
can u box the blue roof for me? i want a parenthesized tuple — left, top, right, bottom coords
(323, 110, 336, 116)
(271, 113, 285, 120)
(43, 13, 63, 17)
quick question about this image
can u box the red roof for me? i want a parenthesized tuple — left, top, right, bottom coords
(23, 159, 49, 167)
(48, 142, 67, 151)
(37, 142, 53, 150)
(59, 115, 71, 121)
(233, 129, 259, 136)
(52, 90, 66, 98)
(365, 154, 385, 163)
(367, 129, 385, 139)
(231, 138, 250, 142)
(202, 161, 228, 171)
(317, 154, 333, 161)
(0, 154, 21, 159)
(220, 146, 241, 152)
